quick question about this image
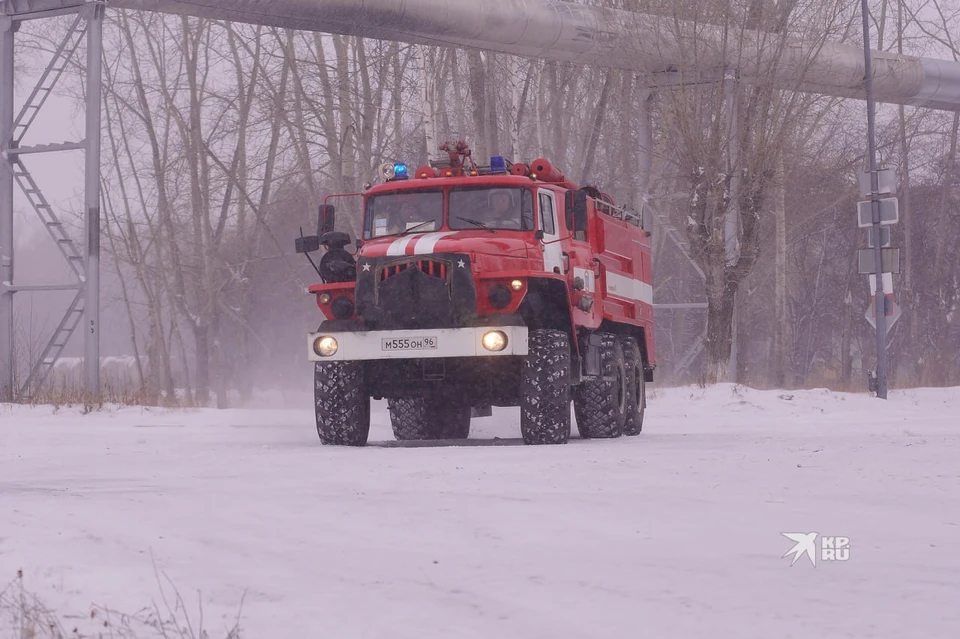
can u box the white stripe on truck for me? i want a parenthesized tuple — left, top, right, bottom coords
(413, 231, 458, 254)
(604, 271, 654, 305)
(386, 234, 421, 255)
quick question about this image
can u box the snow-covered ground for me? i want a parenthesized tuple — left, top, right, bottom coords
(1, 385, 958, 638)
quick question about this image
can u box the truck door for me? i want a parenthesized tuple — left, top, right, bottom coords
(538, 189, 564, 274)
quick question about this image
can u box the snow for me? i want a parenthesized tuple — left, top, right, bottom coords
(2, 385, 959, 638)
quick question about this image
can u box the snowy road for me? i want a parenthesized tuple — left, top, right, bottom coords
(2, 385, 959, 638)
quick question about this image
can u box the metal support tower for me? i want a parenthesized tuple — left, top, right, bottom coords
(0, 0, 102, 402)
(860, 0, 888, 399)
(0, 12, 14, 401)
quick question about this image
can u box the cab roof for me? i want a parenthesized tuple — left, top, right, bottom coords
(364, 174, 556, 196)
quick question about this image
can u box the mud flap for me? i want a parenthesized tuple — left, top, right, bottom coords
(584, 332, 603, 378)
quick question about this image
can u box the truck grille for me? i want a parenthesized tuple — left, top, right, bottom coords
(380, 259, 449, 282)
(353, 253, 476, 330)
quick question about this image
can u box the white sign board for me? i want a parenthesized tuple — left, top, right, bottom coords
(858, 168, 897, 198)
(867, 226, 891, 248)
(857, 198, 899, 228)
(858, 248, 900, 274)
(865, 296, 902, 334)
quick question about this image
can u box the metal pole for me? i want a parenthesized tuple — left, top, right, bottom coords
(861, 0, 888, 399)
(0, 16, 15, 402)
(84, 3, 103, 400)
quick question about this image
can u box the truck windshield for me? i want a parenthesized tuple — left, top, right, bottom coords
(364, 190, 444, 239)
(449, 187, 535, 231)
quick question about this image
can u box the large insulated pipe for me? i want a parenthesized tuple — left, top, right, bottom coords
(5, 0, 960, 109)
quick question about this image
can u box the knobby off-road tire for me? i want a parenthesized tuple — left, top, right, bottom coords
(388, 398, 431, 441)
(388, 398, 472, 440)
(621, 336, 646, 436)
(520, 329, 572, 445)
(574, 333, 627, 439)
(314, 361, 370, 446)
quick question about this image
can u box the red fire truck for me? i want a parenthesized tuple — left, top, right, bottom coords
(296, 142, 656, 446)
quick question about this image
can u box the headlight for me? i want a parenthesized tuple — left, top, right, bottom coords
(482, 330, 508, 352)
(510, 279, 524, 291)
(313, 336, 339, 357)
(318, 293, 332, 305)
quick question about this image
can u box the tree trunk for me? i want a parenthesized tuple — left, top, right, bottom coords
(467, 51, 487, 160)
(418, 45, 438, 157)
(928, 112, 958, 383)
(704, 274, 736, 384)
(894, 0, 916, 385)
(773, 155, 788, 386)
(484, 52, 499, 156)
(333, 35, 357, 194)
(580, 70, 615, 184)
(194, 327, 210, 406)
(446, 49, 462, 139)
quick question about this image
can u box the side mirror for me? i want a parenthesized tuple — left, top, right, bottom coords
(318, 204, 336, 236)
(534, 229, 545, 241)
(296, 235, 321, 254)
(573, 190, 589, 232)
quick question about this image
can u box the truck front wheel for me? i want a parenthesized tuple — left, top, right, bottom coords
(520, 329, 572, 445)
(573, 333, 627, 439)
(388, 398, 471, 440)
(314, 361, 371, 446)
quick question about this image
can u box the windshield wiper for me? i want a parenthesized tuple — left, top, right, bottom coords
(457, 216, 495, 232)
(399, 220, 435, 236)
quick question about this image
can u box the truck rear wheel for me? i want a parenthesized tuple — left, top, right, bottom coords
(574, 333, 626, 439)
(520, 329, 571, 445)
(314, 361, 370, 446)
(622, 336, 646, 436)
(388, 398, 471, 440)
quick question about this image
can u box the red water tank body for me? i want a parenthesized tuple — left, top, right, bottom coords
(529, 157, 565, 183)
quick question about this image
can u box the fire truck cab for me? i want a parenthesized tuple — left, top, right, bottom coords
(296, 143, 656, 446)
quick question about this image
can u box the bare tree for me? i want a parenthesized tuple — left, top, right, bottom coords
(649, 0, 857, 382)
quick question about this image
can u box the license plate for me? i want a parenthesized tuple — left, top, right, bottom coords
(381, 336, 438, 352)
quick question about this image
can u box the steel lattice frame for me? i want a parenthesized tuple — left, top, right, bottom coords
(0, 0, 102, 401)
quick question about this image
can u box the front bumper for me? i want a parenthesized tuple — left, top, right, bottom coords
(307, 326, 529, 362)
